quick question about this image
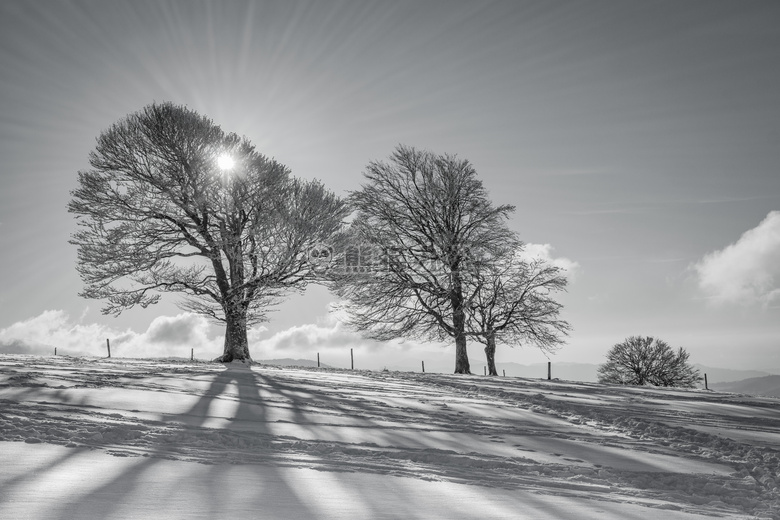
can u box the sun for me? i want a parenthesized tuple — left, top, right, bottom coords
(217, 154, 235, 171)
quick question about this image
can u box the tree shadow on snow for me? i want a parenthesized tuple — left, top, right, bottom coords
(49, 364, 326, 520)
(2, 361, 764, 519)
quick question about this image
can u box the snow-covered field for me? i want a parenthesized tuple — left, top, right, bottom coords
(1, 355, 779, 519)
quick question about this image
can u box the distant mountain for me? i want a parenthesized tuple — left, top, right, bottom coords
(491, 363, 773, 386)
(712, 375, 780, 399)
(694, 365, 771, 384)
(257, 358, 334, 369)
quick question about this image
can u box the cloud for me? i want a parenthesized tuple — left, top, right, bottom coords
(146, 313, 211, 345)
(693, 211, 780, 306)
(0, 309, 510, 373)
(0, 308, 396, 365)
(256, 320, 383, 358)
(520, 243, 580, 280)
(117, 313, 225, 358)
(0, 339, 44, 355)
(0, 310, 111, 357)
(251, 313, 441, 370)
(0, 310, 224, 359)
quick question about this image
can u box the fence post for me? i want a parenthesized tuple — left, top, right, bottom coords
(704, 373, 708, 390)
(106, 338, 111, 358)
(547, 361, 551, 380)
(317, 353, 320, 368)
(422, 360, 425, 373)
(191, 348, 194, 361)
(484, 366, 487, 376)
(55, 347, 57, 356)
(351, 348, 354, 370)
(503, 369, 505, 377)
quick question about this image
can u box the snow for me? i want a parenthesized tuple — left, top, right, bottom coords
(1, 355, 779, 519)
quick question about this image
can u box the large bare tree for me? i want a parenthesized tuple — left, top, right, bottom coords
(333, 145, 516, 374)
(69, 102, 346, 362)
(466, 250, 570, 376)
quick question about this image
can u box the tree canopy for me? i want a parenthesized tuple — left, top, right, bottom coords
(69, 102, 347, 362)
(466, 250, 570, 375)
(332, 145, 518, 374)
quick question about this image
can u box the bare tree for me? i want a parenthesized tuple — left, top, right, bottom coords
(69, 102, 347, 362)
(332, 145, 516, 374)
(597, 336, 702, 387)
(466, 250, 570, 376)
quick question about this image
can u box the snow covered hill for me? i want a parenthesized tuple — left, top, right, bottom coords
(1, 355, 779, 519)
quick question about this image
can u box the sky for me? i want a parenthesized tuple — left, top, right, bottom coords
(1, 0, 779, 373)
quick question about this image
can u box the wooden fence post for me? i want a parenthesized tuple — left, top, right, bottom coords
(317, 353, 320, 368)
(54, 347, 57, 356)
(502, 369, 505, 377)
(704, 373, 708, 390)
(422, 361, 425, 373)
(106, 338, 111, 358)
(191, 348, 194, 361)
(547, 361, 551, 380)
(351, 348, 354, 370)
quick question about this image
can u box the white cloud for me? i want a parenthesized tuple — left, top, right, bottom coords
(251, 312, 450, 370)
(693, 211, 780, 306)
(145, 313, 211, 346)
(0, 310, 113, 357)
(0, 309, 535, 372)
(0, 310, 224, 359)
(520, 243, 580, 280)
(256, 320, 384, 359)
(0, 308, 403, 366)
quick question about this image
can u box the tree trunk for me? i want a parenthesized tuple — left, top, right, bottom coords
(454, 331, 470, 374)
(451, 271, 471, 374)
(484, 333, 497, 376)
(216, 304, 251, 363)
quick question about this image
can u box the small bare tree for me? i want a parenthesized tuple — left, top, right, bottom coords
(466, 250, 570, 376)
(69, 102, 347, 362)
(597, 336, 702, 387)
(333, 145, 516, 374)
